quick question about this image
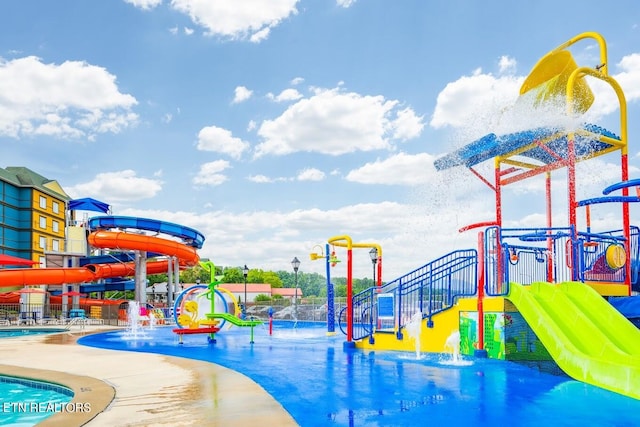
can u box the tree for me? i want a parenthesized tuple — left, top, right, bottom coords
(222, 266, 243, 283)
(261, 271, 283, 288)
(147, 273, 167, 285)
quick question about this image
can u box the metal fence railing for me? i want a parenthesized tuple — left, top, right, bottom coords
(0, 303, 125, 326)
(351, 249, 477, 342)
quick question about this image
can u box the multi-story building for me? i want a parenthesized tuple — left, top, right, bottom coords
(0, 166, 70, 266)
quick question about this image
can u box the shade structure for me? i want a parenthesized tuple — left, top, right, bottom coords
(68, 198, 110, 213)
(0, 254, 38, 266)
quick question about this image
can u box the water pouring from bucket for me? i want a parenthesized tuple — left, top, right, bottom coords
(519, 50, 594, 115)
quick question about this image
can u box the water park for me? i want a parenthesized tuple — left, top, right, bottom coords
(1, 30, 640, 426)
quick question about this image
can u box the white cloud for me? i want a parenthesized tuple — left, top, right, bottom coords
(498, 55, 517, 74)
(248, 174, 289, 183)
(336, 0, 357, 7)
(431, 52, 640, 140)
(254, 87, 424, 157)
(66, 170, 162, 202)
(233, 86, 253, 104)
(297, 168, 325, 181)
(169, 0, 299, 42)
(346, 152, 437, 186)
(586, 53, 640, 120)
(124, 0, 162, 10)
(290, 77, 304, 85)
(120, 198, 485, 279)
(249, 27, 271, 43)
(248, 174, 273, 183)
(197, 125, 249, 159)
(390, 107, 424, 140)
(267, 88, 303, 102)
(184, 27, 194, 35)
(0, 56, 138, 139)
(193, 160, 231, 186)
(430, 69, 522, 134)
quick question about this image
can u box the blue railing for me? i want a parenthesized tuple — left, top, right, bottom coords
(485, 226, 575, 296)
(349, 224, 640, 344)
(351, 249, 477, 342)
(577, 226, 639, 283)
(484, 226, 638, 296)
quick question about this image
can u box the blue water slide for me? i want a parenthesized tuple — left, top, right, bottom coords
(576, 196, 640, 206)
(87, 215, 205, 249)
(602, 178, 640, 195)
(79, 253, 136, 266)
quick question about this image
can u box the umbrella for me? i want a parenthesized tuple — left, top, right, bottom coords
(58, 291, 87, 297)
(0, 254, 38, 266)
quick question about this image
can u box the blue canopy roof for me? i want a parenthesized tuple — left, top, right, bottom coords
(68, 198, 110, 214)
(434, 124, 620, 171)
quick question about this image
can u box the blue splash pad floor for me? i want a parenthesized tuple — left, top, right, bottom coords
(79, 322, 640, 426)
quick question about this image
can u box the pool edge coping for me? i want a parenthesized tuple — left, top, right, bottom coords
(0, 363, 115, 426)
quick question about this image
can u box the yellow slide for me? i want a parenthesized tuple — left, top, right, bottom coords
(507, 281, 640, 400)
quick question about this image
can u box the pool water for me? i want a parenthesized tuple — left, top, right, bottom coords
(0, 376, 73, 426)
(79, 323, 640, 426)
(0, 329, 66, 339)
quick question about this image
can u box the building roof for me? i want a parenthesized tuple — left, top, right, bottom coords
(0, 166, 70, 200)
(221, 283, 272, 293)
(271, 288, 303, 297)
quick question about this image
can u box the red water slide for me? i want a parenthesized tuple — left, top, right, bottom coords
(0, 230, 198, 287)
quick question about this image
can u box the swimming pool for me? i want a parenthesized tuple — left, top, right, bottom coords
(79, 323, 640, 426)
(0, 329, 66, 339)
(0, 375, 74, 426)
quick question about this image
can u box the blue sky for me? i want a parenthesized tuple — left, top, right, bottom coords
(1, 0, 639, 280)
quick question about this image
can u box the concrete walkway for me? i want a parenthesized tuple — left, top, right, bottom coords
(0, 326, 298, 426)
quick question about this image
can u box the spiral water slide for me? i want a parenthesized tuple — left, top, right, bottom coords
(0, 216, 204, 287)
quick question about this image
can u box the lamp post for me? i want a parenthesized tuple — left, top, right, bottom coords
(369, 247, 378, 286)
(291, 257, 300, 315)
(242, 265, 249, 316)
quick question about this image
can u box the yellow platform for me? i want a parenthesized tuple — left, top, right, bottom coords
(356, 297, 509, 353)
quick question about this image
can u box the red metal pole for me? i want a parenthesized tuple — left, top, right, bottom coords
(495, 160, 503, 293)
(546, 172, 554, 282)
(495, 160, 502, 227)
(621, 153, 632, 295)
(567, 134, 577, 280)
(476, 231, 487, 357)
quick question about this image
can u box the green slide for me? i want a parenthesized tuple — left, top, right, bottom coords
(507, 281, 640, 400)
(206, 312, 262, 327)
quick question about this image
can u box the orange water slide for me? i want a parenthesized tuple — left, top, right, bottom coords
(0, 230, 198, 287)
(88, 230, 199, 265)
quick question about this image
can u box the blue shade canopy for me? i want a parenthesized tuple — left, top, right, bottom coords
(68, 198, 110, 213)
(434, 124, 620, 171)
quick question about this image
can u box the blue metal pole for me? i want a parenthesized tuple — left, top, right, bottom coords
(326, 243, 335, 334)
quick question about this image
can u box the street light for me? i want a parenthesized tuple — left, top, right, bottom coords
(369, 247, 378, 286)
(291, 257, 300, 312)
(242, 265, 249, 315)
